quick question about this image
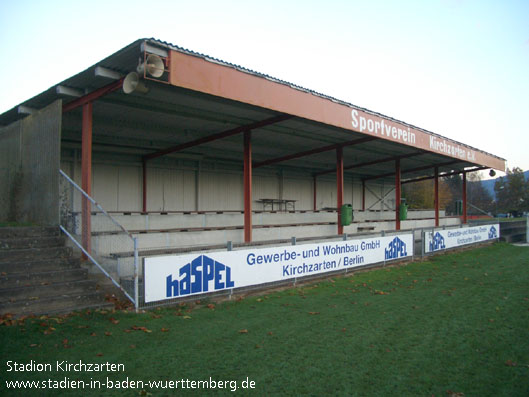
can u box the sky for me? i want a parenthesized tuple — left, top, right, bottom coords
(1, 0, 528, 177)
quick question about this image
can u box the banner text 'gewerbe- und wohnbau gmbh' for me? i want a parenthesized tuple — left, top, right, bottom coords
(144, 234, 413, 303)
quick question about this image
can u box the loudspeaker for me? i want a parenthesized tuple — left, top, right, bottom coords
(123, 72, 149, 94)
(137, 54, 164, 78)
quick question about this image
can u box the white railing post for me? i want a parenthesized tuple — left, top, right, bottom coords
(526, 215, 529, 243)
(134, 237, 139, 312)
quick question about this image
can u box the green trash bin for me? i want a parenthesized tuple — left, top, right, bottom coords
(399, 201, 408, 221)
(456, 200, 463, 215)
(341, 204, 353, 226)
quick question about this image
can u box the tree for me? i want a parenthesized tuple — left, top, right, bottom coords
(422, 171, 493, 215)
(467, 172, 494, 214)
(402, 179, 452, 210)
(494, 167, 529, 216)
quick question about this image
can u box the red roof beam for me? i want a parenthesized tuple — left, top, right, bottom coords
(143, 114, 292, 161)
(362, 160, 460, 182)
(401, 166, 488, 185)
(253, 136, 376, 169)
(62, 79, 124, 113)
(313, 150, 426, 177)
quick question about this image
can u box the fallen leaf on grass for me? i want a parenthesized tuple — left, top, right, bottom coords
(182, 316, 191, 320)
(90, 332, 96, 336)
(308, 312, 320, 315)
(104, 332, 112, 336)
(239, 329, 248, 334)
(446, 390, 464, 396)
(131, 326, 152, 333)
(96, 353, 103, 357)
(29, 344, 38, 347)
(207, 304, 215, 309)
(161, 328, 169, 332)
(130, 344, 136, 349)
(267, 331, 273, 336)
(109, 317, 119, 324)
(505, 360, 517, 367)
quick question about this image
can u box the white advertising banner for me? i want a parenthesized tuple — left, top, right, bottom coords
(144, 234, 414, 303)
(424, 224, 499, 254)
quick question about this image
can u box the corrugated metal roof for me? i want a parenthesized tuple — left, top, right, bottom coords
(0, 37, 504, 170)
(144, 38, 503, 163)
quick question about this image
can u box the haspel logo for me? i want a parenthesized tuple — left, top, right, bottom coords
(166, 255, 234, 298)
(488, 226, 498, 239)
(384, 237, 408, 260)
(429, 232, 446, 252)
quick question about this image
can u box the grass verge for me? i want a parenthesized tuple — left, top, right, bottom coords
(1, 243, 528, 396)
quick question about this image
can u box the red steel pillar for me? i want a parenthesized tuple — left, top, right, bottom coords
(81, 102, 93, 257)
(142, 159, 147, 213)
(362, 180, 366, 211)
(395, 159, 401, 230)
(336, 147, 344, 235)
(244, 131, 252, 242)
(313, 175, 317, 211)
(434, 166, 439, 227)
(462, 171, 468, 224)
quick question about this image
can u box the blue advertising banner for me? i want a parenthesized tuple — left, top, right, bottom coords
(144, 234, 414, 303)
(425, 224, 499, 254)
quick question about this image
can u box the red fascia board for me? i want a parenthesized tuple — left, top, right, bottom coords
(169, 50, 505, 171)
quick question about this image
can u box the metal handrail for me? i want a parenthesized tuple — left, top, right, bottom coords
(59, 169, 138, 310)
(59, 169, 134, 240)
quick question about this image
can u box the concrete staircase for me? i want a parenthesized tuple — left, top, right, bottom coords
(0, 226, 113, 316)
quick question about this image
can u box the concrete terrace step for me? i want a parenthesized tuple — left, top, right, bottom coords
(0, 246, 72, 264)
(0, 257, 82, 274)
(0, 236, 65, 250)
(0, 291, 113, 317)
(0, 268, 88, 289)
(0, 279, 97, 303)
(0, 227, 59, 239)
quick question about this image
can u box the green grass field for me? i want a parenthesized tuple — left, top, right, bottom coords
(1, 243, 528, 396)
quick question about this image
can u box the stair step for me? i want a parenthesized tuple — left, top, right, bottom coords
(0, 280, 97, 303)
(0, 257, 82, 274)
(0, 268, 88, 288)
(0, 291, 113, 317)
(0, 236, 65, 250)
(0, 226, 117, 316)
(0, 227, 59, 239)
(0, 246, 72, 264)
